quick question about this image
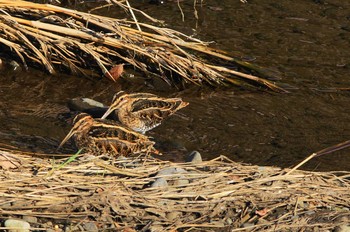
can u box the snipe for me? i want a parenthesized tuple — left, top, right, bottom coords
(101, 91, 189, 134)
(58, 113, 158, 156)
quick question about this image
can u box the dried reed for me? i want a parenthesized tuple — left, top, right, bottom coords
(0, 0, 286, 91)
(0, 147, 349, 231)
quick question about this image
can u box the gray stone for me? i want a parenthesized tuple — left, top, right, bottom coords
(81, 98, 105, 108)
(186, 151, 202, 163)
(68, 98, 107, 112)
(151, 178, 168, 187)
(83, 222, 98, 232)
(22, 216, 37, 224)
(157, 167, 187, 176)
(4, 219, 30, 232)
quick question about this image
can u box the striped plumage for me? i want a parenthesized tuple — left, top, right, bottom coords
(101, 91, 189, 134)
(58, 113, 158, 156)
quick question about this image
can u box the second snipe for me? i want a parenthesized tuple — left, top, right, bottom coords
(101, 91, 189, 134)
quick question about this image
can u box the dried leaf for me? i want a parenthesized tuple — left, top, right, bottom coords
(108, 64, 124, 81)
(255, 208, 268, 217)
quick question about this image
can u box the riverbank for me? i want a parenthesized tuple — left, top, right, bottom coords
(0, 148, 349, 231)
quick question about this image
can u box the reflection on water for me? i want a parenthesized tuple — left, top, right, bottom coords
(0, 0, 349, 171)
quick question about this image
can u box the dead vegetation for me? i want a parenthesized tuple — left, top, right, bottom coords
(0, 147, 349, 231)
(0, 1, 349, 231)
(0, 0, 285, 91)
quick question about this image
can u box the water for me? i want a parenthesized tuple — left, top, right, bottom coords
(0, 0, 349, 171)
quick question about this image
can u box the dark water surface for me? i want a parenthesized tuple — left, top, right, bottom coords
(1, 0, 349, 171)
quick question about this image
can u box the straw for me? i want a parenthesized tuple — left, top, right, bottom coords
(0, 0, 286, 92)
(0, 149, 349, 231)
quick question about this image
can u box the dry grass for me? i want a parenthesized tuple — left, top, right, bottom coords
(0, 0, 286, 91)
(0, 147, 349, 231)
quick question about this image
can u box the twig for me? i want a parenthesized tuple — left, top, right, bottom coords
(177, 0, 185, 22)
(286, 140, 350, 175)
(125, 0, 142, 32)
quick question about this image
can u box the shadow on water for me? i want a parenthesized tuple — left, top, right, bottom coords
(0, 0, 349, 171)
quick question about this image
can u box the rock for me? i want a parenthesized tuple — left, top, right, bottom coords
(83, 222, 98, 232)
(68, 97, 107, 111)
(22, 216, 37, 224)
(156, 167, 187, 176)
(68, 97, 106, 110)
(151, 178, 168, 187)
(4, 219, 30, 232)
(67, 98, 110, 118)
(186, 151, 202, 163)
(155, 167, 189, 187)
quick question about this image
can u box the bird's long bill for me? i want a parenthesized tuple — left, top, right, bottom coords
(101, 107, 114, 119)
(58, 128, 76, 149)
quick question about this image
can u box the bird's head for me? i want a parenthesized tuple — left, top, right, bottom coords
(101, 91, 129, 119)
(58, 113, 94, 149)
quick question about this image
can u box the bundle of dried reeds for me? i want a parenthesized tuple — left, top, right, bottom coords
(0, 148, 349, 231)
(0, 0, 285, 91)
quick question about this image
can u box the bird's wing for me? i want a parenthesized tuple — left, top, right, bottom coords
(131, 98, 184, 115)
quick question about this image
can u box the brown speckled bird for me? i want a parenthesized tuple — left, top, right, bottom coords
(58, 113, 158, 156)
(101, 91, 189, 134)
